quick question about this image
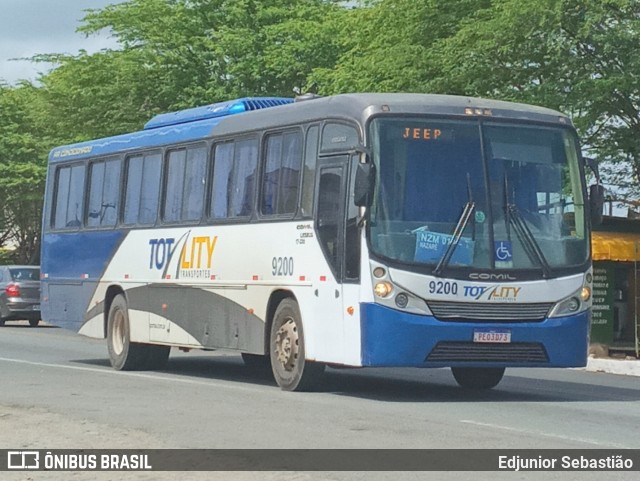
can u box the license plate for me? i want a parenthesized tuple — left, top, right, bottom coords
(32, 305, 40, 310)
(473, 329, 511, 343)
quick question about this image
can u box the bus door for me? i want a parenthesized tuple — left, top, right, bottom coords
(312, 155, 352, 362)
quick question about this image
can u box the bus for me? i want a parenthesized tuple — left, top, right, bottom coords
(41, 93, 597, 391)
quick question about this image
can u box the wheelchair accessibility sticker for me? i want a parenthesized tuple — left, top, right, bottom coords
(495, 241, 513, 262)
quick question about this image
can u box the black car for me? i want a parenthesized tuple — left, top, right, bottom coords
(0, 265, 41, 327)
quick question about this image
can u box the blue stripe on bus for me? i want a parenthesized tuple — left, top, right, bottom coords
(48, 118, 224, 163)
(359, 302, 589, 368)
(41, 230, 126, 278)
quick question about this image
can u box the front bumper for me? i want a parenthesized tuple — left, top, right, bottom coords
(360, 302, 589, 368)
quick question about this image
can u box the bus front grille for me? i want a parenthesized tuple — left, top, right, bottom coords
(427, 301, 553, 322)
(426, 342, 549, 363)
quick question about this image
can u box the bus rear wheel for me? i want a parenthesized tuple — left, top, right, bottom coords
(451, 367, 505, 390)
(107, 294, 169, 370)
(269, 298, 324, 391)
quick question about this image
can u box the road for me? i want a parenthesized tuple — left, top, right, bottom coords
(1, 322, 639, 481)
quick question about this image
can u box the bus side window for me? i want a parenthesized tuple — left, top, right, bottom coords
(210, 142, 235, 219)
(231, 139, 258, 218)
(123, 152, 162, 226)
(261, 130, 302, 217)
(163, 149, 187, 222)
(87, 158, 120, 228)
(210, 138, 258, 220)
(183, 146, 207, 221)
(163, 145, 207, 223)
(320, 123, 359, 154)
(317, 170, 342, 272)
(344, 156, 361, 281)
(52, 164, 85, 229)
(300, 125, 319, 218)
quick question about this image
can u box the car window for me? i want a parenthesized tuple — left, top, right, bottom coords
(9, 268, 40, 281)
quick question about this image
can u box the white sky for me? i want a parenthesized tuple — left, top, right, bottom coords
(0, 0, 125, 84)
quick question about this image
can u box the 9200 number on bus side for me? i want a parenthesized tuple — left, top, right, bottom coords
(272, 257, 294, 276)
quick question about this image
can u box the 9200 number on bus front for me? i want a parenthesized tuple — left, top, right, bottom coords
(428, 280, 458, 295)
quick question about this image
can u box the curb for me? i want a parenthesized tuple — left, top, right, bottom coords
(585, 358, 640, 377)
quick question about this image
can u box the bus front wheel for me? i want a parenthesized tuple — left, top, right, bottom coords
(107, 294, 169, 370)
(451, 367, 505, 390)
(269, 298, 324, 391)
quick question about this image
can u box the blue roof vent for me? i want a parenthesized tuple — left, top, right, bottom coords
(144, 97, 294, 130)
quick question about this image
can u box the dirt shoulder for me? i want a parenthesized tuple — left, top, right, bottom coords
(0, 404, 318, 481)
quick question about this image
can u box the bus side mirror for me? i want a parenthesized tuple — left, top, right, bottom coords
(354, 162, 375, 207)
(589, 184, 605, 226)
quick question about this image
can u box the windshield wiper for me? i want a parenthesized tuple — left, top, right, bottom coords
(507, 203, 552, 278)
(433, 173, 476, 277)
(502, 171, 552, 277)
(433, 201, 475, 277)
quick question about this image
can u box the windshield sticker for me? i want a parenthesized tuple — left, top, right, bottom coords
(495, 241, 513, 261)
(414, 230, 474, 266)
(494, 240, 513, 268)
(475, 210, 486, 223)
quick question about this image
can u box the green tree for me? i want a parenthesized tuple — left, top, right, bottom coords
(0, 84, 48, 263)
(33, 0, 346, 141)
(426, 0, 640, 200)
(35, 49, 163, 141)
(309, 0, 491, 93)
(312, 0, 640, 200)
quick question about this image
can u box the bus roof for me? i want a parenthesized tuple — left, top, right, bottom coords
(48, 93, 573, 163)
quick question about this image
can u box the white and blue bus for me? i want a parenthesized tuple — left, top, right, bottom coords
(41, 93, 597, 391)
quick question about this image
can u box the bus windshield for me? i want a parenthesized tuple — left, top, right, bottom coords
(369, 117, 588, 274)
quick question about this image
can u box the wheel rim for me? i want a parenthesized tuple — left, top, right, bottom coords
(112, 309, 126, 356)
(274, 317, 299, 372)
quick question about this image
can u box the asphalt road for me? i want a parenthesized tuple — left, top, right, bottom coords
(1, 322, 639, 481)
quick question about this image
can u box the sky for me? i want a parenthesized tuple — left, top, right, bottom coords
(0, 0, 126, 85)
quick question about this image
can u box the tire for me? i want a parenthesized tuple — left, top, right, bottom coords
(451, 367, 505, 390)
(0, 319, 5, 327)
(107, 294, 169, 370)
(29, 319, 40, 327)
(269, 298, 324, 391)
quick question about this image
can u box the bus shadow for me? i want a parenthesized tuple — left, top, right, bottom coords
(72, 354, 640, 403)
(1, 323, 58, 329)
(74, 354, 278, 388)
(163, 355, 278, 388)
(322, 368, 640, 403)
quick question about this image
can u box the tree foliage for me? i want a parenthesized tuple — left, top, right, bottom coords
(427, 0, 640, 201)
(314, 0, 640, 201)
(0, 84, 48, 263)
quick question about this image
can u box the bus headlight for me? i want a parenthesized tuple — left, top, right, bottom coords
(566, 297, 580, 312)
(580, 286, 591, 302)
(549, 296, 581, 317)
(374, 281, 393, 298)
(549, 287, 590, 318)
